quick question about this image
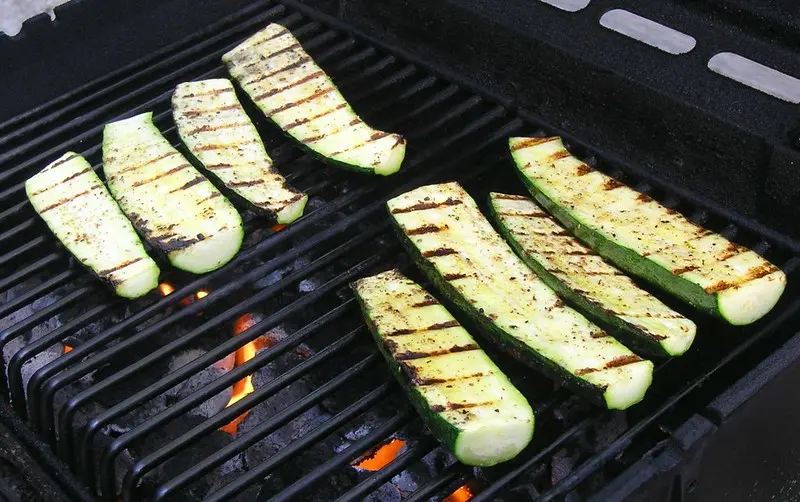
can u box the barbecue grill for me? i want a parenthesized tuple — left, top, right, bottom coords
(2, 0, 800, 500)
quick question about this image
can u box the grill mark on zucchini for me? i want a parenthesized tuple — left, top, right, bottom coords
(283, 102, 347, 131)
(39, 185, 102, 213)
(130, 164, 191, 187)
(260, 86, 337, 114)
(510, 136, 556, 152)
(228, 179, 265, 188)
(175, 87, 233, 99)
(442, 272, 469, 281)
(390, 198, 463, 214)
(264, 41, 302, 59)
(496, 211, 548, 218)
(255, 70, 326, 100)
(245, 56, 313, 86)
(44, 153, 78, 171)
(168, 176, 206, 193)
(197, 193, 223, 205)
(116, 151, 180, 175)
(183, 121, 251, 136)
(96, 257, 143, 276)
(394, 343, 480, 361)
(407, 224, 446, 235)
(29, 167, 92, 195)
(180, 104, 240, 118)
(603, 179, 625, 190)
(492, 194, 528, 201)
(411, 297, 439, 307)
(385, 320, 460, 337)
(422, 248, 459, 258)
(195, 140, 260, 152)
(328, 131, 392, 157)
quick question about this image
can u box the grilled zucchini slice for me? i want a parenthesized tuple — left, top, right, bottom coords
(510, 137, 787, 326)
(388, 182, 653, 410)
(352, 269, 534, 466)
(222, 23, 406, 176)
(489, 192, 696, 357)
(172, 79, 307, 224)
(26, 153, 159, 298)
(103, 112, 243, 274)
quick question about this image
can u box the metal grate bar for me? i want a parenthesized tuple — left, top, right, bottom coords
(203, 384, 394, 502)
(149, 346, 379, 500)
(403, 462, 468, 502)
(0, 270, 77, 319)
(109, 301, 357, 495)
(265, 409, 415, 502)
(334, 437, 440, 502)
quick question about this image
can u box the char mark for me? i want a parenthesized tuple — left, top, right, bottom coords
(406, 224, 445, 235)
(130, 164, 191, 188)
(443, 273, 468, 281)
(39, 185, 101, 213)
(253, 70, 326, 101)
(262, 86, 336, 115)
(390, 198, 463, 214)
(394, 343, 479, 361)
(283, 102, 347, 131)
(169, 176, 206, 193)
(115, 151, 180, 175)
(422, 248, 458, 258)
(183, 121, 250, 136)
(244, 56, 313, 86)
(180, 104, 240, 118)
(510, 137, 558, 152)
(97, 257, 143, 277)
(30, 167, 92, 196)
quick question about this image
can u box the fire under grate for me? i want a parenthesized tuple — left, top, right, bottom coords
(1, 1, 800, 500)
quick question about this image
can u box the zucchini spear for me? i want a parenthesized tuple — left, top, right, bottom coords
(352, 269, 534, 466)
(222, 23, 406, 176)
(388, 182, 654, 410)
(489, 192, 696, 357)
(510, 136, 786, 326)
(26, 152, 160, 298)
(103, 112, 243, 274)
(172, 79, 307, 224)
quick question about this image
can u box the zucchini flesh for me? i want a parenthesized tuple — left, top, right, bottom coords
(172, 79, 308, 224)
(352, 269, 534, 466)
(510, 137, 787, 326)
(222, 23, 406, 176)
(103, 112, 243, 274)
(26, 153, 159, 298)
(489, 192, 696, 357)
(388, 182, 654, 410)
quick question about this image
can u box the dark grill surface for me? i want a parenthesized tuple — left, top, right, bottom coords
(1, 1, 800, 500)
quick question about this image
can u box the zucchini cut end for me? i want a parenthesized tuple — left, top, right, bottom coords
(453, 416, 535, 467)
(276, 194, 309, 224)
(168, 223, 244, 274)
(372, 136, 407, 176)
(114, 263, 161, 299)
(718, 270, 787, 325)
(585, 360, 654, 410)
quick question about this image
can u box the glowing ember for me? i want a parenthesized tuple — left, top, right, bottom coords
(272, 224, 287, 232)
(63, 345, 73, 353)
(158, 282, 175, 296)
(195, 289, 209, 300)
(220, 314, 262, 435)
(354, 438, 406, 471)
(444, 482, 476, 502)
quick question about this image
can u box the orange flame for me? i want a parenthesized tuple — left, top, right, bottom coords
(354, 438, 407, 471)
(158, 282, 175, 296)
(444, 482, 476, 502)
(63, 345, 73, 353)
(220, 314, 262, 435)
(272, 224, 287, 232)
(196, 289, 209, 300)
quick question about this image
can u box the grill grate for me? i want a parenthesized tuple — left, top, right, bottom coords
(1, 1, 800, 500)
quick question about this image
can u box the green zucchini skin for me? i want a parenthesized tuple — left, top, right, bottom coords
(388, 182, 654, 410)
(103, 112, 244, 274)
(222, 23, 406, 176)
(26, 152, 160, 298)
(488, 192, 696, 358)
(172, 79, 307, 225)
(352, 269, 534, 466)
(510, 137, 786, 326)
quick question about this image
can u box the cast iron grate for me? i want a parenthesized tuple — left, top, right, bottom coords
(1, 1, 800, 500)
